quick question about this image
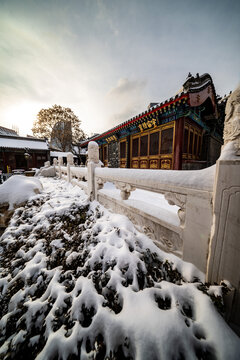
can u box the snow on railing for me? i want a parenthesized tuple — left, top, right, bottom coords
(70, 166, 87, 179)
(70, 166, 88, 192)
(94, 165, 213, 273)
(95, 166, 215, 196)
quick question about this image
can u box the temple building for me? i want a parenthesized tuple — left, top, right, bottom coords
(81, 73, 228, 170)
(0, 132, 50, 173)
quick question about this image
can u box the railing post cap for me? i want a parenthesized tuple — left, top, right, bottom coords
(58, 156, 63, 165)
(67, 153, 74, 165)
(88, 141, 99, 164)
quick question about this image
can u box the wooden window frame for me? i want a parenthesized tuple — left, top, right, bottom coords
(120, 139, 127, 159)
(103, 144, 108, 166)
(159, 124, 175, 156)
(149, 128, 160, 157)
(119, 138, 127, 168)
(183, 122, 203, 160)
(130, 121, 175, 169)
(183, 126, 189, 156)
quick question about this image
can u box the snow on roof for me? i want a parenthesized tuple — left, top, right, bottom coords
(0, 126, 19, 137)
(188, 79, 211, 91)
(0, 136, 48, 150)
(50, 151, 77, 158)
(72, 145, 87, 155)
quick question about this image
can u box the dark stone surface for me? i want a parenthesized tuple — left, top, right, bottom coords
(202, 134, 222, 167)
(182, 161, 207, 170)
(108, 141, 119, 168)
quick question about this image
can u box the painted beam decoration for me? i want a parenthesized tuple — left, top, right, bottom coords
(106, 135, 117, 143)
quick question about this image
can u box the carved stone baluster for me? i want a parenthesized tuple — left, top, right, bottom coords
(164, 192, 186, 229)
(58, 157, 63, 179)
(67, 153, 74, 166)
(115, 182, 136, 200)
(96, 177, 104, 190)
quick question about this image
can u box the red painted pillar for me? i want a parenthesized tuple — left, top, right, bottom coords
(173, 117, 184, 170)
(32, 153, 37, 168)
(4, 152, 9, 172)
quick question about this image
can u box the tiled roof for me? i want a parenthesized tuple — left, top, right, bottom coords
(50, 151, 77, 158)
(0, 126, 19, 137)
(0, 136, 48, 150)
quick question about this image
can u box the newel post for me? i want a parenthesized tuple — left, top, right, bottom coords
(206, 86, 240, 326)
(67, 153, 74, 183)
(53, 158, 57, 169)
(87, 141, 101, 201)
(58, 157, 63, 179)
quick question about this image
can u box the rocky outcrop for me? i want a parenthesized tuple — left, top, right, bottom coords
(38, 166, 56, 177)
(0, 175, 42, 232)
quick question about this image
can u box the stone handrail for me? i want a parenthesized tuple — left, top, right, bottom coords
(95, 166, 215, 195)
(71, 166, 87, 180)
(55, 150, 214, 274)
(94, 165, 213, 273)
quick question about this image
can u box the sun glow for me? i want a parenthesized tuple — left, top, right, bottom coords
(2, 102, 44, 137)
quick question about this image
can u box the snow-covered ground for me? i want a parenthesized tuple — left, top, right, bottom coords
(0, 178, 239, 359)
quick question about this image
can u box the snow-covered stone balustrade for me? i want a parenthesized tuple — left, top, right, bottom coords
(55, 160, 88, 193)
(69, 166, 87, 192)
(94, 166, 214, 274)
(56, 144, 214, 274)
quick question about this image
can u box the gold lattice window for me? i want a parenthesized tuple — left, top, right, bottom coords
(160, 127, 174, 154)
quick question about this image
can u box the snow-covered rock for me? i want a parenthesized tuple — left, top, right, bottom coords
(0, 175, 42, 210)
(37, 166, 56, 177)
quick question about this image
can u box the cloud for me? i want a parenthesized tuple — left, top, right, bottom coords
(0, 0, 239, 138)
(108, 78, 146, 97)
(103, 78, 148, 128)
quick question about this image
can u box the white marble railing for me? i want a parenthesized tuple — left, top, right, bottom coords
(71, 166, 87, 181)
(94, 166, 213, 272)
(95, 166, 215, 193)
(54, 151, 214, 273)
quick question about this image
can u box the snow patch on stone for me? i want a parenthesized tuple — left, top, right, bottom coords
(0, 175, 42, 209)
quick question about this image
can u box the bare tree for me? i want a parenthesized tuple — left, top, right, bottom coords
(32, 105, 85, 151)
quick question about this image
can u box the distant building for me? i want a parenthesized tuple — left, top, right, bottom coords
(80, 73, 227, 170)
(0, 126, 89, 172)
(0, 131, 49, 172)
(0, 126, 19, 137)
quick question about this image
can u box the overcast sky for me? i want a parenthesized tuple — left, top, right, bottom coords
(0, 0, 240, 137)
